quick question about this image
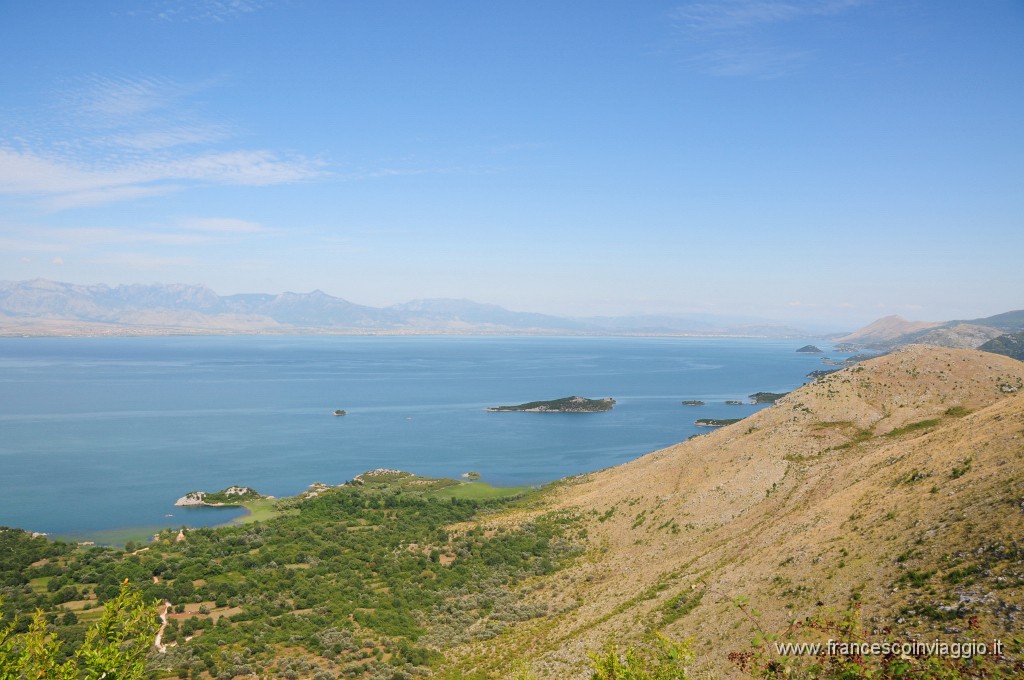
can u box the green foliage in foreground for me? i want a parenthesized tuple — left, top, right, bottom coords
(589, 633, 694, 679)
(0, 581, 157, 680)
(1, 477, 582, 678)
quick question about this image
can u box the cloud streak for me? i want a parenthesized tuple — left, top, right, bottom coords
(674, 0, 866, 34)
(671, 0, 869, 77)
(0, 146, 324, 209)
(0, 73, 326, 209)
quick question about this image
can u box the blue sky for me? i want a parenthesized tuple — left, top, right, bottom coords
(1, 1, 1022, 326)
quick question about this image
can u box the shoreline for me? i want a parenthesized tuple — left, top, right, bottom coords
(45, 479, 529, 546)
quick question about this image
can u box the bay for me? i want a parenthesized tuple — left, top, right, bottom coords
(0, 335, 830, 538)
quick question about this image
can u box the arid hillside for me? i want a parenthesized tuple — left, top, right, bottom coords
(449, 346, 1024, 678)
(836, 315, 942, 343)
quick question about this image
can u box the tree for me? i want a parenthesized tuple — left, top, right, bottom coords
(0, 580, 158, 679)
(589, 633, 694, 680)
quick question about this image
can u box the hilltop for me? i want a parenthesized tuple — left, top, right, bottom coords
(839, 310, 1024, 353)
(835, 315, 942, 343)
(446, 346, 1024, 677)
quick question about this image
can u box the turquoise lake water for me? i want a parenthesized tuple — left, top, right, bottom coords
(0, 335, 833, 538)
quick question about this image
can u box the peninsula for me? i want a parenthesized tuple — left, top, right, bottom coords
(487, 396, 615, 412)
(174, 486, 265, 507)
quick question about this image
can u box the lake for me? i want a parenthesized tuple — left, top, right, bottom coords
(0, 335, 832, 538)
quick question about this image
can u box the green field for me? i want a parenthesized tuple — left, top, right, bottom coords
(425, 480, 533, 501)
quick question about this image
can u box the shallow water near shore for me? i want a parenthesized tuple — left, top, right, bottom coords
(0, 335, 832, 538)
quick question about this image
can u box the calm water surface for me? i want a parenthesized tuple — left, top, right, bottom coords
(0, 335, 832, 537)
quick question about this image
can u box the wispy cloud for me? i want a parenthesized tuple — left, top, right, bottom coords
(87, 252, 197, 269)
(0, 146, 324, 210)
(179, 217, 266, 233)
(0, 73, 326, 210)
(671, 0, 869, 77)
(687, 45, 810, 78)
(674, 0, 865, 34)
(132, 0, 272, 24)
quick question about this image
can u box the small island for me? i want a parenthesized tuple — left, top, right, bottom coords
(487, 396, 615, 412)
(333, 409, 347, 416)
(749, 391, 789, 404)
(175, 486, 265, 507)
(695, 418, 742, 427)
(724, 400, 744, 405)
(680, 400, 705, 406)
(796, 344, 824, 353)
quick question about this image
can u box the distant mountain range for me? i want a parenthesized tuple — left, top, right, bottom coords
(835, 310, 1024, 360)
(0, 279, 812, 338)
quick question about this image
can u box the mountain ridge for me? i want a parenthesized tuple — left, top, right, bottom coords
(838, 310, 1024, 354)
(0, 279, 812, 338)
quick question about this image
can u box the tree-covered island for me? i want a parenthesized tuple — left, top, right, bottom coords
(486, 395, 615, 412)
(694, 418, 743, 427)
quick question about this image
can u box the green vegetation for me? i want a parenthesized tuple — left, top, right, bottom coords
(176, 485, 265, 507)
(680, 400, 704, 406)
(425, 481, 531, 501)
(978, 331, 1024, 361)
(694, 418, 741, 427)
(589, 633, 694, 679)
(795, 345, 824, 353)
(0, 581, 158, 679)
(748, 391, 789, 403)
(487, 396, 615, 412)
(0, 473, 582, 679)
(884, 418, 941, 438)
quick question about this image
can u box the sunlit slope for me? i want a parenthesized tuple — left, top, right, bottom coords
(451, 346, 1024, 678)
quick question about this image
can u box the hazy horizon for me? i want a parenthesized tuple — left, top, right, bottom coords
(2, 1, 1022, 326)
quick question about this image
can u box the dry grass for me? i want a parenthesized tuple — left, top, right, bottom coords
(444, 346, 1024, 678)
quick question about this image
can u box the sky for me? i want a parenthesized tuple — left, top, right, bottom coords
(1, 0, 1022, 327)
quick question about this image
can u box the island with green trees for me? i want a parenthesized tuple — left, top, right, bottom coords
(680, 400, 705, 406)
(695, 418, 742, 427)
(748, 391, 789, 403)
(487, 395, 615, 412)
(796, 344, 824, 353)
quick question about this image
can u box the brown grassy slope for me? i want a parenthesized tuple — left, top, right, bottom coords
(447, 346, 1024, 678)
(837, 315, 942, 343)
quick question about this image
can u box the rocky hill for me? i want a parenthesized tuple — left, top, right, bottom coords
(835, 315, 941, 343)
(980, 331, 1024, 361)
(448, 346, 1024, 677)
(841, 311, 1024, 352)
